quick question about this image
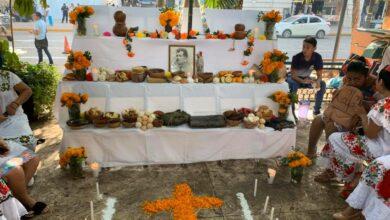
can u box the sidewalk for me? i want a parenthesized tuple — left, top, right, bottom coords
(12, 21, 73, 32)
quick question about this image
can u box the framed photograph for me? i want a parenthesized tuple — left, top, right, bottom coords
(169, 45, 196, 75)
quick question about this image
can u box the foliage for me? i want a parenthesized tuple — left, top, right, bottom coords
(17, 63, 61, 120)
(205, 0, 242, 9)
(13, 0, 47, 17)
(0, 39, 60, 120)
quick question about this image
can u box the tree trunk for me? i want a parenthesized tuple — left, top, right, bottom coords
(352, 0, 360, 29)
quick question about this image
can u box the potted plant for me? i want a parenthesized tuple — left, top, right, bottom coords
(282, 148, 312, 184)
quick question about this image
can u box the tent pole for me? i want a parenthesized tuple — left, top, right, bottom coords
(9, 0, 14, 52)
(332, 0, 348, 64)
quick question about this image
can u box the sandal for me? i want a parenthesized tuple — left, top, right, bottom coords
(314, 170, 336, 183)
(333, 210, 364, 220)
(21, 202, 49, 219)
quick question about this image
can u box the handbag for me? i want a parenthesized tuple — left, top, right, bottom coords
(323, 86, 363, 130)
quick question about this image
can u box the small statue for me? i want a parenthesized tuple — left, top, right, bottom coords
(196, 51, 204, 74)
(113, 11, 128, 37)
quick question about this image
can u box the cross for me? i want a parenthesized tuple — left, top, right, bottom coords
(143, 183, 223, 219)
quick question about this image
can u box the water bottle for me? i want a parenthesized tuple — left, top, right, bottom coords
(298, 99, 310, 120)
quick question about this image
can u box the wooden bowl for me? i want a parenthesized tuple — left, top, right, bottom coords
(131, 72, 147, 83)
(233, 31, 246, 40)
(147, 68, 165, 78)
(243, 121, 259, 129)
(172, 71, 186, 78)
(226, 119, 241, 127)
(108, 121, 121, 128)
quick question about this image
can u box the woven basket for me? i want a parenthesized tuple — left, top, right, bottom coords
(243, 121, 259, 129)
(147, 68, 165, 78)
(108, 121, 121, 128)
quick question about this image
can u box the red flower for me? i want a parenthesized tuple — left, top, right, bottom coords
(0, 183, 10, 195)
(345, 166, 355, 175)
(352, 145, 365, 156)
(370, 166, 377, 173)
(384, 101, 390, 111)
(344, 133, 357, 142)
(377, 170, 390, 200)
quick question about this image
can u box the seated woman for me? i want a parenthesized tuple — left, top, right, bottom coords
(0, 54, 37, 150)
(317, 66, 390, 195)
(0, 138, 48, 218)
(333, 155, 390, 220)
(307, 59, 377, 159)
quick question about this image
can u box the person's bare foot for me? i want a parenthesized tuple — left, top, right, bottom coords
(314, 169, 336, 183)
(333, 207, 363, 219)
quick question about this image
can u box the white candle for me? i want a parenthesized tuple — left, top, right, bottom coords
(254, 27, 259, 38)
(253, 179, 258, 197)
(96, 182, 100, 196)
(90, 162, 100, 178)
(267, 168, 276, 184)
(262, 196, 269, 214)
(90, 201, 95, 220)
(270, 207, 275, 220)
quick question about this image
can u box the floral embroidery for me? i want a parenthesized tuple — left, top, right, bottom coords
(0, 71, 10, 92)
(373, 97, 390, 120)
(362, 161, 390, 207)
(4, 135, 36, 149)
(0, 179, 12, 204)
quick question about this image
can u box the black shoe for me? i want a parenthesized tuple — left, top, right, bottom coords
(313, 111, 321, 116)
(37, 138, 46, 145)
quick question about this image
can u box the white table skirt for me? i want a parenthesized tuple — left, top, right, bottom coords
(61, 126, 296, 167)
(55, 81, 293, 126)
(55, 82, 296, 166)
(71, 37, 276, 73)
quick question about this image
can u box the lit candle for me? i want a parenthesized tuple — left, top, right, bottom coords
(90, 162, 100, 178)
(262, 196, 269, 214)
(90, 201, 95, 220)
(267, 168, 276, 184)
(92, 24, 99, 36)
(270, 207, 275, 220)
(253, 179, 258, 197)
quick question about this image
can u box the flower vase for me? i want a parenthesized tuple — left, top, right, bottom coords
(165, 20, 172, 33)
(265, 22, 275, 40)
(77, 18, 87, 36)
(291, 166, 304, 184)
(74, 68, 87, 81)
(278, 104, 289, 120)
(69, 157, 84, 178)
(68, 103, 81, 121)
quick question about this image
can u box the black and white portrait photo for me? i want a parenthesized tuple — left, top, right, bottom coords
(169, 45, 195, 74)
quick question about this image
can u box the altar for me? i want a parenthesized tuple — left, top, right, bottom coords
(55, 5, 296, 167)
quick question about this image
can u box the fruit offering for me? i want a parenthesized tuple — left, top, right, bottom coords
(243, 113, 260, 129)
(136, 111, 157, 131)
(122, 108, 139, 128)
(105, 112, 121, 128)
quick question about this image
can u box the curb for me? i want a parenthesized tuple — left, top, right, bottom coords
(13, 27, 73, 32)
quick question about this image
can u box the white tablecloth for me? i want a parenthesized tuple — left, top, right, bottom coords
(55, 81, 293, 126)
(71, 37, 276, 73)
(55, 82, 296, 166)
(62, 126, 296, 167)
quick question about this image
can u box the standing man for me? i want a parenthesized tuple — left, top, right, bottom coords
(61, 3, 69, 23)
(69, 3, 75, 12)
(31, 12, 53, 65)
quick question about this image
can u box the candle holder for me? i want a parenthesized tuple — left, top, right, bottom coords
(267, 168, 276, 184)
(90, 162, 101, 178)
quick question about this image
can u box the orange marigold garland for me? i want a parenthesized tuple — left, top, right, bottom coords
(159, 7, 180, 30)
(258, 10, 283, 23)
(143, 183, 223, 220)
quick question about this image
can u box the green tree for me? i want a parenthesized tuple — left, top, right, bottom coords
(204, 0, 242, 9)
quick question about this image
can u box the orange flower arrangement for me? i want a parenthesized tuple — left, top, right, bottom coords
(69, 6, 95, 24)
(259, 10, 282, 23)
(261, 49, 288, 75)
(283, 150, 312, 168)
(65, 51, 92, 71)
(159, 8, 180, 28)
(269, 90, 293, 106)
(60, 93, 88, 108)
(143, 183, 223, 219)
(59, 147, 87, 168)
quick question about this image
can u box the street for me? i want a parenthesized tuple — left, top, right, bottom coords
(12, 31, 351, 73)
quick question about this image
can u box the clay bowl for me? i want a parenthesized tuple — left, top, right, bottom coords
(147, 68, 165, 78)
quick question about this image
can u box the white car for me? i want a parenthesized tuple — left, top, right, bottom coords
(275, 15, 331, 39)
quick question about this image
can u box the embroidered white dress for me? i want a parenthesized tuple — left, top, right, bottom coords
(0, 178, 28, 220)
(321, 97, 390, 182)
(0, 70, 36, 150)
(346, 155, 390, 220)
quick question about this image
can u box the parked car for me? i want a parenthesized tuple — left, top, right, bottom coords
(275, 15, 331, 39)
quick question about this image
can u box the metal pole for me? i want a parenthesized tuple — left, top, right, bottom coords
(9, 0, 14, 52)
(332, 0, 348, 63)
(187, 0, 193, 38)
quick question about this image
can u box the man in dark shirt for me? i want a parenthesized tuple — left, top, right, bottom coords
(286, 36, 326, 115)
(61, 3, 69, 23)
